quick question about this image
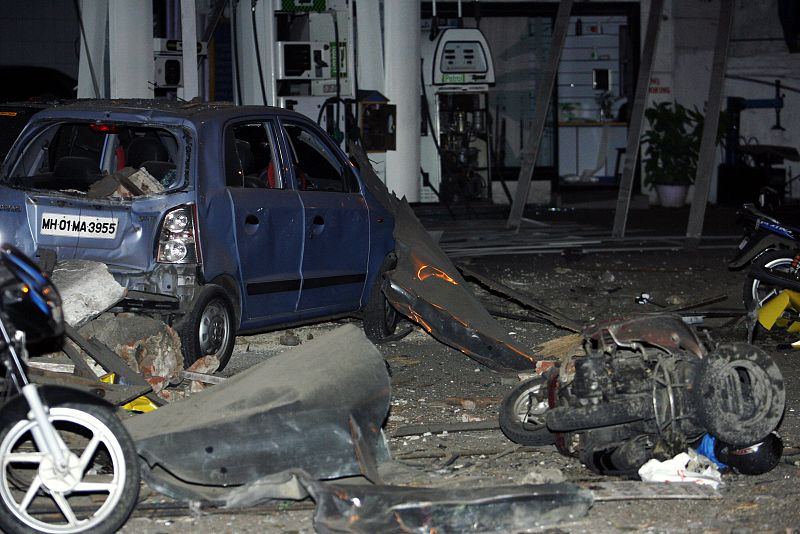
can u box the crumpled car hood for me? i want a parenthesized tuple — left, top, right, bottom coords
(350, 143, 536, 371)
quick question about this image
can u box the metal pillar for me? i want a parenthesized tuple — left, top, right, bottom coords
(384, 1, 421, 201)
(506, 0, 573, 230)
(179, 0, 199, 101)
(108, 0, 154, 99)
(685, 0, 735, 245)
(611, 0, 666, 238)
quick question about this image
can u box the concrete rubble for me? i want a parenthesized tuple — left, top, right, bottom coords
(79, 313, 183, 396)
(51, 260, 127, 326)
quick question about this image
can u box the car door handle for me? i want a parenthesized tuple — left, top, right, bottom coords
(309, 215, 324, 239)
(245, 214, 259, 225)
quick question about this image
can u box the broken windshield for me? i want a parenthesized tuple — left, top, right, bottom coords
(3, 121, 186, 198)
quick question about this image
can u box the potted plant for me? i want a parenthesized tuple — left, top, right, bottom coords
(641, 101, 717, 207)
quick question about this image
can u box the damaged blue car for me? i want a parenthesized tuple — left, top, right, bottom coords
(0, 100, 396, 369)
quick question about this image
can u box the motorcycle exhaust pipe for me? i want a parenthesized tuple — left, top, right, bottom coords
(546, 396, 650, 433)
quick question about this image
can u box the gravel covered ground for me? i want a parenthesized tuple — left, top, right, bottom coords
(123, 209, 800, 533)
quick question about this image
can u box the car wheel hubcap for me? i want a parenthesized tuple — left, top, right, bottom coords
(199, 299, 230, 356)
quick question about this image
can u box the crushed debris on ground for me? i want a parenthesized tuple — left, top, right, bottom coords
(118, 248, 800, 533)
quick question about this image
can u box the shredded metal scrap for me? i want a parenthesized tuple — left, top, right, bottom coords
(350, 143, 536, 371)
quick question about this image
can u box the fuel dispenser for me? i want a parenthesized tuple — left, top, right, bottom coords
(420, 28, 496, 203)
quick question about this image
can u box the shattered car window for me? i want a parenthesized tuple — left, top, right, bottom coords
(283, 121, 357, 193)
(3, 122, 185, 197)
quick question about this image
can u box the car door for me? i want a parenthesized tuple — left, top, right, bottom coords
(225, 119, 304, 323)
(279, 119, 370, 314)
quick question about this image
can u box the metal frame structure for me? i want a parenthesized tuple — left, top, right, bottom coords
(506, 0, 574, 230)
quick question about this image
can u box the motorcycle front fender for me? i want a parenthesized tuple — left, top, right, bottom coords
(729, 233, 793, 270)
(0, 385, 113, 430)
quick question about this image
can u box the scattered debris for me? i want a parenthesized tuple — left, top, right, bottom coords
(635, 292, 666, 307)
(586, 480, 721, 500)
(80, 313, 183, 395)
(87, 166, 164, 199)
(187, 354, 221, 374)
(534, 332, 583, 359)
(279, 330, 302, 346)
(457, 263, 582, 332)
(51, 260, 127, 326)
(307, 482, 593, 534)
(521, 467, 566, 485)
(126, 324, 391, 504)
(639, 451, 723, 489)
(391, 420, 499, 437)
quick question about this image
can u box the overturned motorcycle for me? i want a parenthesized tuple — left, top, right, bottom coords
(500, 315, 785, 477)
(0, 245, 139, 534)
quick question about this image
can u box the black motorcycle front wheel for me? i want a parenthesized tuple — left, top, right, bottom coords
(0, 402, 140, 534)
(498, 375, 555, 446)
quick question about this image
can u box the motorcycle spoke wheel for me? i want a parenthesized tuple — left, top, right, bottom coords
(0, 405, 139, 534)
(745, 252, 800, 312)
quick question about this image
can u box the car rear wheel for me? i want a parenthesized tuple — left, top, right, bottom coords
(177, 284, 235, 371)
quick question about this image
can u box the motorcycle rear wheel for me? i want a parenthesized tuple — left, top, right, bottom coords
(744, 249, 800, 312)
(498, 376, 555, 446)
(0, 403, 140, 534)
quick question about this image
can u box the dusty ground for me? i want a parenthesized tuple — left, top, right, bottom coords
(123, 235, 800, 532)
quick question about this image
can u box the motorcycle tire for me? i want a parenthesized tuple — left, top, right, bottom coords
(0, 402, 140, 534)
(743, 249, 800, 313)
(498, 376, 555, 446)
(695, 343, 785, 448)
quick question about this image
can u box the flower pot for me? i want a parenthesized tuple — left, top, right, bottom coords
(655, 184, 688, 208)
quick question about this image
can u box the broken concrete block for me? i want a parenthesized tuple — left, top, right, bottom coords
(186, 355, 220, 375)
(157, 388, 188, 403)
(51, 261, 127, 327)
(79, 313, 184, 392)
(145, 376, 168, 394)
(521, 467, 566, 485)
(189, 380, 208, 394)
(279, 330, 301, 346)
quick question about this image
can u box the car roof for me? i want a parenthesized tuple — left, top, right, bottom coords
(30, 99, 309, 126)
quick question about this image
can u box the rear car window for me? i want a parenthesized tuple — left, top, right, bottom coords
(2, 121, 185, 198)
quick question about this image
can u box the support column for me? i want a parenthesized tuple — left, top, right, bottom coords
(356, 0, 384, 92)
(108, 0, 154, 99)
(179, 0, 199, 101)
(77, 0, 108, 98)
(611, 0, 666, 237)
(384, 1, 421, 201)
(234, 0, 275, 106)
(685, 0, 734, 245)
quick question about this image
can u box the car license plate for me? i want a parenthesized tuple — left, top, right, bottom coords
(40, 213, 118, 239)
